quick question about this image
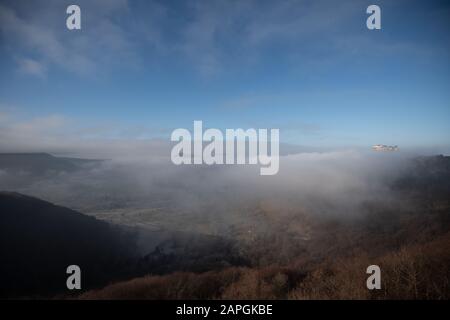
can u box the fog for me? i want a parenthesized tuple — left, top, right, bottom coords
(0, 113, 444, 223)
(0, 147, 415, 226)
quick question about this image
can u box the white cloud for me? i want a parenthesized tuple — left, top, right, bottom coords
(16, 58, 47, 77)
(0, 1, 136, 76)
(0, 113, 171, 158)
(0, 0, 433, 77)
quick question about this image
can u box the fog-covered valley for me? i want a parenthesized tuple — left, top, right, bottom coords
(1, 150, 449, 299)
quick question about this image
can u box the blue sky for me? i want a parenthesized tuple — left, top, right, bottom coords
(0, 0, 449, 150)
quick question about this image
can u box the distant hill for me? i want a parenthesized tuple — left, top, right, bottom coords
(392, 155, 450, 201)
(0, 153, 103, 175)
(0, 192, 137, 298)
